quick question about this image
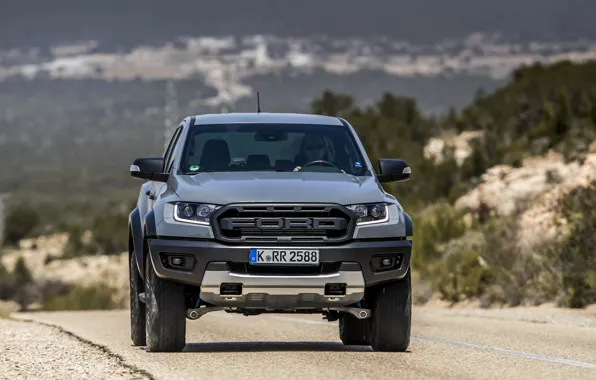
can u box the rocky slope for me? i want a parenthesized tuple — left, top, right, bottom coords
(455, 141, 596, 252)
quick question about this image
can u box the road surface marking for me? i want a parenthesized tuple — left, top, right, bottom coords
(267, 315, 596, 370)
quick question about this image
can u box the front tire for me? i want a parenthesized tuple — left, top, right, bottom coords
(144, 254, 186, 352)
(369, 269, 412, 352)
(129, 251, 146, 346)
(339, 313, 371, 345)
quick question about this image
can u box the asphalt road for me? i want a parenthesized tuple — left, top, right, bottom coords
(11, 306, 596, 380)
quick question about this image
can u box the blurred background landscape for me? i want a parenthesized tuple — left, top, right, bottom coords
(1, 0, 595, 315)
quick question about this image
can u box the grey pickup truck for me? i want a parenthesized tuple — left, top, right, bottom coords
(128, 112, 413, 352)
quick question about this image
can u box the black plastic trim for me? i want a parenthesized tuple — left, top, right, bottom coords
(145, 209, 157, 237)
(404, 212, 413, 237)
(147, 238, 411, 287)
(339, 262, 361, 271)
(129, 207, 145, 278)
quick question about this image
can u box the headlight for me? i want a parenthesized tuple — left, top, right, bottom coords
(174, 202, 220, 225)
(347, 203, 389, 225)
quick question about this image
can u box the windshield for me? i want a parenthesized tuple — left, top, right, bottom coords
(180, 123, 370, 176)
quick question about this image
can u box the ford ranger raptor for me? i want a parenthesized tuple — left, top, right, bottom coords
(128, 112, 413, 352)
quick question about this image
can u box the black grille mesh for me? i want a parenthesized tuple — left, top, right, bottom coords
(213, 204, 353, 244)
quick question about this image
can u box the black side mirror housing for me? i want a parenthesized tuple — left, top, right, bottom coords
(377, 158, 411, 183)
(130, 157, 169, 182)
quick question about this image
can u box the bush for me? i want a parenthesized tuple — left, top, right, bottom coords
(541, 182, 596, 308)
(3, 204, 40, 246)
(58, 204, 130, 258)
(41, 283, 118, 311)
(412, 201, 467, 277)
(11, 257, 37, 311)
(61, 224, 91, 259)
(88, 211, 128, 255)
(433, 231, 493, 302)
(425, 213, 542, 307)
(38, 279, 75, 301)
(477, 216, 542, 306)
(0, 262, 15, 300)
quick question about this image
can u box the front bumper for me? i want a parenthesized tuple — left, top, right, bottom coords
(147, 238, 411, 309)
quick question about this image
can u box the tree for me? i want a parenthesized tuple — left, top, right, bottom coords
(310, 90, 353, 116)
(554, 90, 572, 138)
(0, 262, 15, 300)
(3, 204, 40, 246)
(12, 257, 37, 311)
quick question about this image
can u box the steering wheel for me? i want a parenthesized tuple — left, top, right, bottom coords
(301, 160, 341, 170)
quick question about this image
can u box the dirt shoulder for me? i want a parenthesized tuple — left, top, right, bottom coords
(0, 317, 150, 380)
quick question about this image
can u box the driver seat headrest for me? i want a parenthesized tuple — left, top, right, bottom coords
(199, 139, 231, 171)
(246, 154, 271, 170)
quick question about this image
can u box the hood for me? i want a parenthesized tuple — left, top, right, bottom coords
(170, 171, 389, 205)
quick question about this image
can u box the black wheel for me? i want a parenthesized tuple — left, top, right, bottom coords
(369, 270, 412, 352)
(129, 251, 146, 346)
(144, 254, 186, 352)
(339, 313, 371, 345)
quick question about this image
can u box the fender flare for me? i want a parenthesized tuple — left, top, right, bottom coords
(129, 208, 144, 278)
(404, 212, 413, 238)
(136, 210, 158, 278)
(129, 208, 158, 280)
(144, 209, 157, 237)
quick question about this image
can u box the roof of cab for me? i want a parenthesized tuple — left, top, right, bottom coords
(190, 112, 344, 126)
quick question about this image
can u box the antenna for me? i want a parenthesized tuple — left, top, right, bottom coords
(164, 80, 178, 150)
(257, 91, 261, 113)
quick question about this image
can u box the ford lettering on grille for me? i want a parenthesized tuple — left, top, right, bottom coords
(220, 217, 346, 230)
(212, 203, 354, 244)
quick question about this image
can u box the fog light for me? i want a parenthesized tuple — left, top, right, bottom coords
(171, 257, 185, 266)
(161, 253, 195, 271)
(371, 255, 402, 272)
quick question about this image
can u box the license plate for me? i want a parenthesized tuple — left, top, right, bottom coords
(249, 248, 319, 265)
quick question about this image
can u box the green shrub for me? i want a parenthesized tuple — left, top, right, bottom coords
(412, 201, 467, 277)
(0, 262, 15, 300)
(12, 257, 33, 286)
(11, 257, 37, 311)
(61, 224, 91, 259)
(41, 283, 118, 311)
(427, 214, 541, 307)
(86, 206, 129, 255)
(433, 231, 493, 302)
(541, 182, 596, 308)
(59, 205, 130, 258)
(0, 258, 39, 308)
(477, 216, 542, 306)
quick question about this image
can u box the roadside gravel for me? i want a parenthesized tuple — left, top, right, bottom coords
(0, 318, 150, 380)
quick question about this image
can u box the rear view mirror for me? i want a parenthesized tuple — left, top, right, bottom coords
(377, 158, 411, 183)
(254, 130, 288, 141)
(130, 157, 169, 182)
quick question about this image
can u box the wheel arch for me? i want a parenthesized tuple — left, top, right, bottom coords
(138, 209, 158, 279)
(129, 208, 145, 279)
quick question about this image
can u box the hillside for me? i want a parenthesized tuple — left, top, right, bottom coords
(410, 61, 596, 308)
(1, 60, 595, 311)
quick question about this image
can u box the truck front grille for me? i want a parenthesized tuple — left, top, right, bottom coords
(212, 204, 354, 244)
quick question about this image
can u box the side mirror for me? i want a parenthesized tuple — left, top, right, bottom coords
(377, 158, 411, 183)
(130, 157, 169, 182)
